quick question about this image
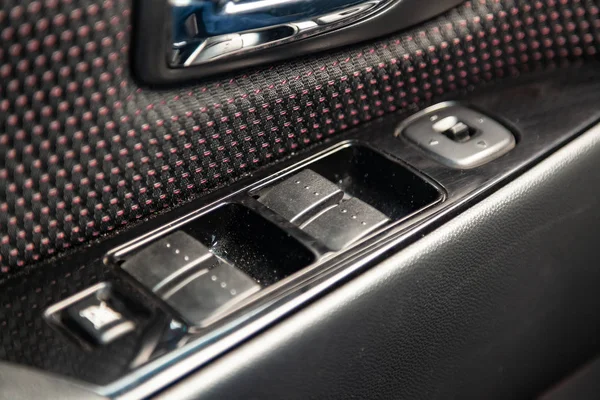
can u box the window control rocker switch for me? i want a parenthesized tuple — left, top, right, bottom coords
(120, 230, 262, 327)
(301, 198, 390, 251)
(118, 230, 264, 327)
(257, 169, 344, 224)
(121, 231, 218, 294)
(161, 263, 261, 327)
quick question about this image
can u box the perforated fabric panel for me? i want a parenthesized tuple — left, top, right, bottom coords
(0, 0, 599, 272)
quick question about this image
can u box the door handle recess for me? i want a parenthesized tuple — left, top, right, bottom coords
(170, 0, 390, 67)
(134, 0, 465, 84)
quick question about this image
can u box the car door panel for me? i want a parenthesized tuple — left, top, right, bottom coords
(0, 0, 600, 398)
(1, 0, 599, 269)
(160, 123, 600, 400)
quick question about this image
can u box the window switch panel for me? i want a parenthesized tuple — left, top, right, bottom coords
(121, 231, 218, 294)
(258, 169, 344, 224)
(301, 198, 390, 251)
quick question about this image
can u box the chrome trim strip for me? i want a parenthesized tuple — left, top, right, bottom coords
(169, 0, 393, 67)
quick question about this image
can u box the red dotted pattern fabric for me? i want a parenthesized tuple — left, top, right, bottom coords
(0, 0, 599, 272)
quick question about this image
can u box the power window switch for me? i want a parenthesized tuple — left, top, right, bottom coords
(258, 169, 343, 224)
(121, 231, 218, 294)
(301, 198, 390, 251)
(162, 263, 261, 327)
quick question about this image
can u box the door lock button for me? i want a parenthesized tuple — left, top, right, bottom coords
(66, 294, 136, 345)
(44, 283, 138, 346)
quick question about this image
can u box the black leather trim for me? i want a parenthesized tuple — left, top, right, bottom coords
(157, 125, 600, 399)
(540, 356, 600, 400)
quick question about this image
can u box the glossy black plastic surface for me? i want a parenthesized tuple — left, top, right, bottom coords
(183, 204, 316, 286)
(304, 146, 443, 221)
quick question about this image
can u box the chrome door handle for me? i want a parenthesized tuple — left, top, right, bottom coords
(134, 0, 465, 84)
(170, 0, 391, 67)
